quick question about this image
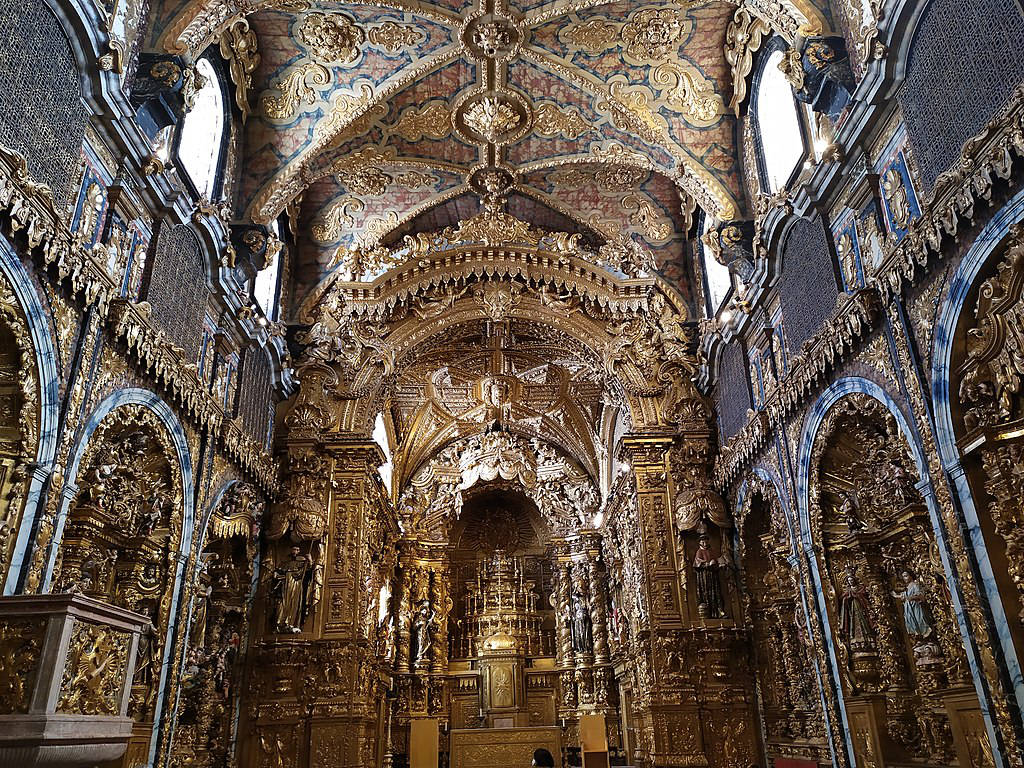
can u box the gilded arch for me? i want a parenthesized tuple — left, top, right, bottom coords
(41, 388, 197, 767)
(796, 379, 988, 768)
(0, 234, 58, 593)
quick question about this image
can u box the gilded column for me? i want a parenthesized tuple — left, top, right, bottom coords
(585, 534, 610, 665)
(395, 551, 411, 674)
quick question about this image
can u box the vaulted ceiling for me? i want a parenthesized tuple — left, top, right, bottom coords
(151, 0, 761, 306)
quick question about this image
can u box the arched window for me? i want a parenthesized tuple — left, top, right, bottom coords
(254, 220, 284, 320)
(701, 216, 732, 314)
(177, 57, 227, 199)
(752, 45, 808, 193)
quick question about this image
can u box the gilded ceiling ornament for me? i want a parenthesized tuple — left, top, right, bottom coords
(620, 8, 690, 61)
(367, 21, 423, 54)
(588, 213, 622, 241)
(592, 142, 653, 168)
(651, 62, 723, 126)
(462, 96, 522, 143)
(318, 84, 382, 141)
(356, 211, 401, 250)
(297, 12, 366, 65)
(390, 101, 452, 141)
(218, 17, 260, 122)
(621, 193, 671, 242)
(260, 62, 331, 121)
(340, 166, 393, 196)
(533, 103, 591, 139)
(329, 146, 394, 177)
(595, 164, 649, 192)
(393, 170, 437, 189)
(882, 168, 911, 231)
(603, 81, 667, 145)
(472, 20, 512, 56)
(724, 7, 770, 115)
(548, 167, 593, 189)
(561, 18, 618, 54)
(312, 197, 365, 243)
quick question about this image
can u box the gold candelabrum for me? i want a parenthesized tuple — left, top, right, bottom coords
(462, 551, 551, 658)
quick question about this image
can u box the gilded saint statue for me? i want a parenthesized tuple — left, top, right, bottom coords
(411, 600, 436, 667)
(271, 546, 310, 633)
(892, 569, 941, 664)
(571, 590, 592, 653)
(838, 567, 874, 650)
(693, 531, 726, 618)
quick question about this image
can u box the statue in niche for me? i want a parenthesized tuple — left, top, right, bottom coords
(571, 590, 592, 652)
(693, 530, 726, 618)
(481, 377, 512, 433)
(837, 567, 875, 650)
(412, 600, 436, 667)
(892, 569, 941, 664)
(838, 491, 873, 533)
(190, 583, 212, 648)
(271, 546, 311, 633)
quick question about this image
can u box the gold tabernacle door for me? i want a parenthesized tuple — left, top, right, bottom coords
(449, 726, 561, 768)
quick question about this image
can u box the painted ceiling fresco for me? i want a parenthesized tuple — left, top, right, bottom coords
(155, 0, 755, 302)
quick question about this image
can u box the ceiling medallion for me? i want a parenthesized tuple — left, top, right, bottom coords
(469, 164, 517, 209)
(464, 98, 520, 142)
(454, 89, 532, 145)
(297, 12, 365, 65)
(621, 8, 690, 62)
(461, 12, 522, 60)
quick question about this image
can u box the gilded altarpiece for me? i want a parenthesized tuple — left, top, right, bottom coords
(51, 404, 185, 767)
(0, 274, 41, 587)
(736, 476, 829, 764)
(809, 394, 984, 767)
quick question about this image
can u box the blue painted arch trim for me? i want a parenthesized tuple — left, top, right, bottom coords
(930, 184, 1024, 736)
(0, 234, 60, 594)
(794, 376, 1004, 767)
(42, 387, 196, 768)
(736, 464, 843, 767)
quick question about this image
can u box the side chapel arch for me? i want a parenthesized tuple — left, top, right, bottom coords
(169, 478, 265, 767)
(734, 467, 832, 763)
(931, 186, 1024, 755)
(0, 234, 59, 593)
(797, 379, 989, 768)
(43, 388, 196, 767)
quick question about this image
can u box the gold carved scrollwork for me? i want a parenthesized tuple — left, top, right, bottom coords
(0, 617, 44, 713)
(219, 17, 260, 122)
(725, 7, 770, 114)
(58, 619, 130, 716)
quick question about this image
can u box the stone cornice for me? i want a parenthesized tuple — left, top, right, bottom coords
(708, 81, 1024, 489)
(712, 290, 880, 487)
(0, 144, 278, 493)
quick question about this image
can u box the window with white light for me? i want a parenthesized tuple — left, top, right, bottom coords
(701, 217, 732, 314)
(753, 48, 806, 193)
(254, 220, 283, 320)
(178, 57, 225, 199)
(373, 412, 394, 489)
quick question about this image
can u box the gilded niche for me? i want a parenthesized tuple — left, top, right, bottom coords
(810, 394, 978, 765)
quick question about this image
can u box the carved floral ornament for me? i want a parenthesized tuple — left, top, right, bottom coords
(401, 431, 600, 537)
